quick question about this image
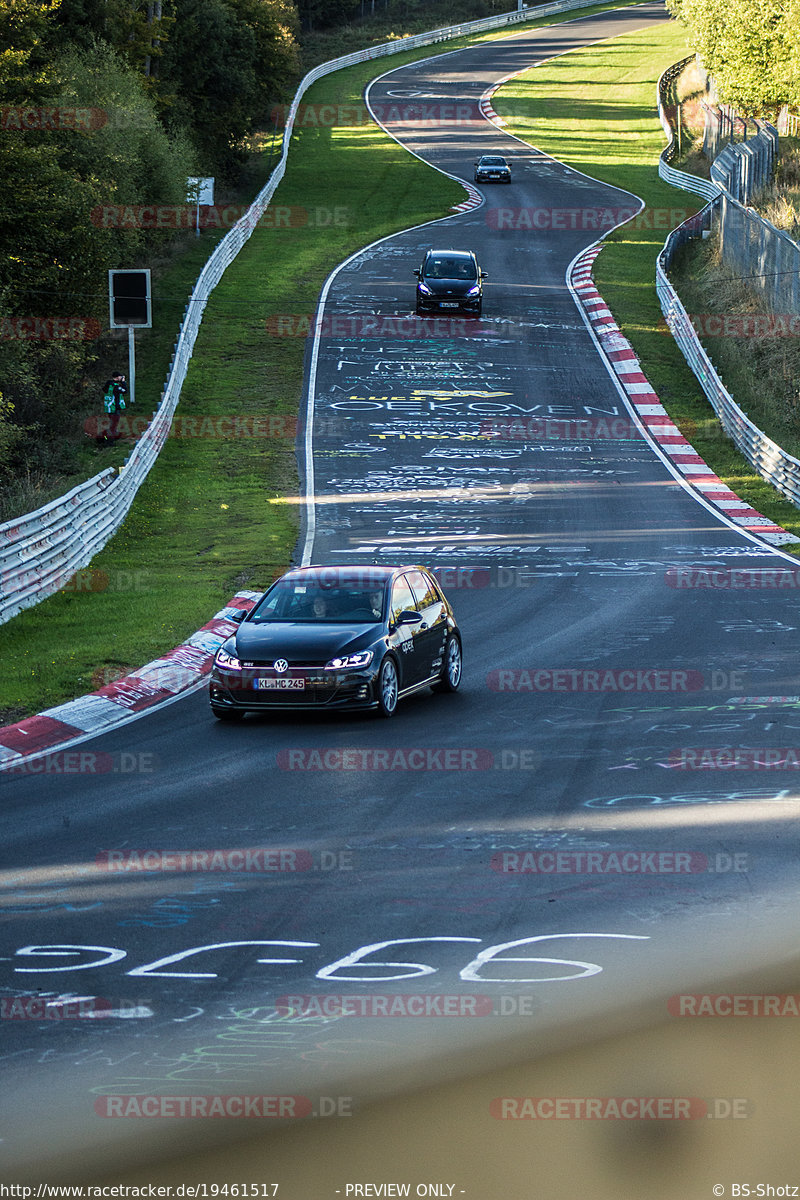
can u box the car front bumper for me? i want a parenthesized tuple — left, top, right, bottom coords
(416, 293, 481, 313)
(209, 667, 378, 712)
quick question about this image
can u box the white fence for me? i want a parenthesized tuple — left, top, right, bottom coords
(655, 61, 800, 515)
(777, 105, 800, 138)
(0, 0, 628, 625)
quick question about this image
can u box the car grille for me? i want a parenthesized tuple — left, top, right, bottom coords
(226, 680, 370, 706)
(240, 660, 327, 669)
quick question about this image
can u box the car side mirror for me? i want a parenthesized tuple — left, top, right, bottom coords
(413, 269, 420, 277)
(229, 608, 247, 623)
(481, 272, 488, 280)
(396, 609, 422, 626)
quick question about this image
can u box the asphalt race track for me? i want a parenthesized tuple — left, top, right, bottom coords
(3, 2, 800, 1186)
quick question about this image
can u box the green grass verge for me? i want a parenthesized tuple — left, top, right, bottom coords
(1, 143, 282, 526)
(492, 20, 800, 553)
(669, 234, 800, 461)
(0, 1, 643, 720)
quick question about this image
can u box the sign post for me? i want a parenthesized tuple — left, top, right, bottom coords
(108, 269, 152, 408)
(186, 176, 215, 237)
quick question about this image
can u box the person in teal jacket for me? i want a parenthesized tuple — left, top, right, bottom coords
(101, 371, 128, 442)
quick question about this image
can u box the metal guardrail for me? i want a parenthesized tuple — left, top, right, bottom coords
(657, 213, 800, 511)
(656, 57, 721, 202)
(655, 61, 800, 516)
(0, 0, 616, 626)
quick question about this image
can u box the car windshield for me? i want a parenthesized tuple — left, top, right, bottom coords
(249, 579, 386, 623)
(424, 256, 477, 280)
(480, 157, 506, 165)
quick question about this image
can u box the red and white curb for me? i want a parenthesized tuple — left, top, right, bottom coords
(450, 85, 508, 211)
(570, 245, 797, 548)
(479, 83, 508, 128)
(0, 590, 261, 769)
(451, 181, 484, 212)
(450, 78, 514, 210)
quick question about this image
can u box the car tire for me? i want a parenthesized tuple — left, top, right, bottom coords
(433, 634, 462, 693)
(376, 656, 399, 717)
(211, 704, 244, 721)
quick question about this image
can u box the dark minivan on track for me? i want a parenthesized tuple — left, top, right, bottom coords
(414, 248, 485, 316)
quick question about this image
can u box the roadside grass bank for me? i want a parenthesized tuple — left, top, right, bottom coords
(492, 22, 800, 552)
(0, 149, 279, 527)
(663, 60, 800, 455)
(668, 121, 800, 463)
(0, 2, 643, 720)
(668, 234, 800, 462)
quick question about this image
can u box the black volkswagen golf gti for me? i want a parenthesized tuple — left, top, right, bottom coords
(209, 564, 462, 719)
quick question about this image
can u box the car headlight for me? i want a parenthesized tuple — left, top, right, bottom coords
(417, 282, 433, 295)
(215, 647, 242, 670)
(325, 650, 373, 670)
(466, 284, 480, 296)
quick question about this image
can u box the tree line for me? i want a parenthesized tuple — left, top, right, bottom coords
(0, 0, 318, 504)
(668, 0, 800, 111)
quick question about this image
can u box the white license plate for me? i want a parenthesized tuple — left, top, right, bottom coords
(256, 678, 305, 690)
(440, 302, 459, 308)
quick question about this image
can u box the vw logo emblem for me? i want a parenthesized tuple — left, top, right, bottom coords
(273, 659, 289, 674)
